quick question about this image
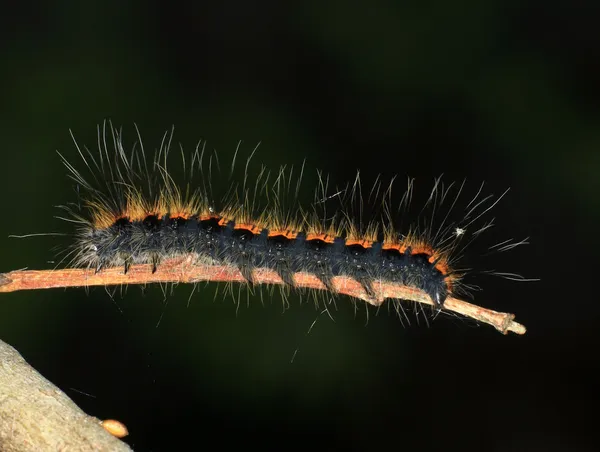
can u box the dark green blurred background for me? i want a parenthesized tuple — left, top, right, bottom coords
(0, 2, 597, 451)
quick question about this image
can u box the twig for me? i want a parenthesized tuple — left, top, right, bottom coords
(0, 338, 132, 451)
(0, 257, 525, 335)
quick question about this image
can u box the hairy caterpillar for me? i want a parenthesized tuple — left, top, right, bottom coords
(0, 122, 532, 334)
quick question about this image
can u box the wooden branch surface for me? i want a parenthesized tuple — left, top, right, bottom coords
(0, 258, 525, 335)
(0, 339, 132, 451)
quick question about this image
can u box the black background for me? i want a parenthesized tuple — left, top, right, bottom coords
(0, 2, 597, 451)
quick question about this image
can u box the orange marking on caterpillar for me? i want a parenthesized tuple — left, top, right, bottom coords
(268, 230, 298, 240)
(345, 239, 374, 248)
(169, 212, 193, 220)
(233, 223, 262, 234)
(198, 214, 219, 221)
(381, 242, 409, 253)
(305, 233, 335, 243)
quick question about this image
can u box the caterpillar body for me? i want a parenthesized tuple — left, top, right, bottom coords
(51, 122, 529, 321)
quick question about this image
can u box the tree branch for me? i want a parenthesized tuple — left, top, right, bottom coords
(0, 339, 132, 451)
(0, 258, 526, 335)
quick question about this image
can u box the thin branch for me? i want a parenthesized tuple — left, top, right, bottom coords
(0, 338, 132, 451)
(0, 257, 525, 335)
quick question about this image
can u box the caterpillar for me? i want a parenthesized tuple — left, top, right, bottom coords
(0, 122, 531, 334)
